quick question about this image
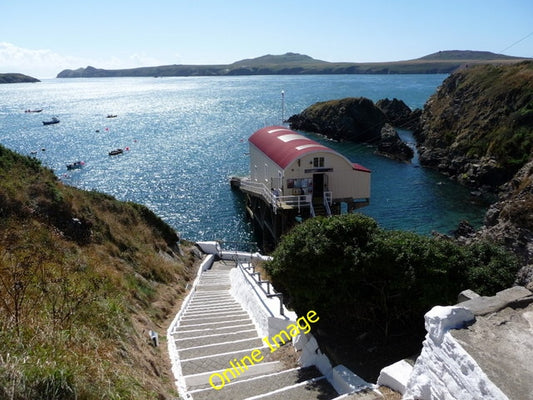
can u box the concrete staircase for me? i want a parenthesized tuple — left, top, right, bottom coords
(170, 260, 341, 400)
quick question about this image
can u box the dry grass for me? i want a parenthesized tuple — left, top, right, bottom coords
(0, 144, 201, 399)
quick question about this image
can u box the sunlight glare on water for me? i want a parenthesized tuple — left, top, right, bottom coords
(0, 75, 488, 243)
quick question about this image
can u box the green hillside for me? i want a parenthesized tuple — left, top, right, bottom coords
(0, 145, 197, 399)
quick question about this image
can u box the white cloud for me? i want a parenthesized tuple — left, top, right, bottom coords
(0, 42, 82, 78)
(0, 43, 167, 79)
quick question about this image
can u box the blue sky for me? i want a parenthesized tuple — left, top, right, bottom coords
(1, 0, 532, 78)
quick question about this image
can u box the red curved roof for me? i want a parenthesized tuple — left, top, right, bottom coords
(249, 126, 370, 172)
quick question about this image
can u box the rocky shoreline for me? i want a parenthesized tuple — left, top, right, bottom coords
(415, 62, 533, 270)
(288, 61, 533, 274)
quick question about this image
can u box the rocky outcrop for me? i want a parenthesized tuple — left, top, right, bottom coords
(376, 98, 421, 131)
(414, 62, 533, 268)
(476, 160, 533, 266)
(415, 61, 533, 191)
(288, 97, 414, 162)
(288, 97, 387, 142)
(377, 124, 414, 162)
(0, 73, 40, 84)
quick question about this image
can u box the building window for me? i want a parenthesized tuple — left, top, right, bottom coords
(313, 157, 324, 168)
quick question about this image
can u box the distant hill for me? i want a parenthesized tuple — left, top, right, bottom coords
(419, 50, 524, 61)
(57, 50, 531, 78)
(0, 73, 40, 83)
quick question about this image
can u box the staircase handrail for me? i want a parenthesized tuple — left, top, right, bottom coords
(324, 191, 332, 216)
(237, 261, 285, 316)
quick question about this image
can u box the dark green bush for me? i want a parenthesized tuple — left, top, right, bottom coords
(265, 214, 520, 338)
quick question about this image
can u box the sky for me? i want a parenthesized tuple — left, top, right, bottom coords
(1, 0, 532, 79)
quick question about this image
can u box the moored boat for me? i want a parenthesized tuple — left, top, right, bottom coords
(43, 117, 60, 125)
(66, 161, 84, 170)
(108, 148, 123, 156)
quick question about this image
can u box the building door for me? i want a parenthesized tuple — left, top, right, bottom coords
(313, 173, 324, 199)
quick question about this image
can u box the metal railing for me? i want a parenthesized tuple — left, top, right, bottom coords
(324, 191, 332, 216)
(238, 178, 312, 214)
(237, 260, 285, 317)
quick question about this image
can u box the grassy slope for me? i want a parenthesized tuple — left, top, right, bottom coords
(420, 61, 533, 169)
(0, 145, 198, 399)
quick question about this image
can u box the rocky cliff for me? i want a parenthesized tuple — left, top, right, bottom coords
(415, 61, 533, 190)
(288, 97, 414, 162)
(477, 159, 533, 266)
(416, 62, 533, 267)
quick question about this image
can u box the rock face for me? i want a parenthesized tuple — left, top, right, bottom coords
(414, 62, 533, 267)
(288, 97, 414, 162)
(288, 97, 387, 142)
(376, 124, 414, 162)
(414, 61, 533, 191)
(476, 159, 533, 266)
(376, 98, 421, 131)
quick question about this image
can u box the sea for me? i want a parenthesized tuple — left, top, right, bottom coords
(0, 75, 489, 246)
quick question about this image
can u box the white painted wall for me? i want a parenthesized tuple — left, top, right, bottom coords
(403, 306, 508, 400)
(249, 143, 370, 201)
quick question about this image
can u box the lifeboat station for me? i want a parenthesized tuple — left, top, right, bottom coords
(231, 126, 371, 251)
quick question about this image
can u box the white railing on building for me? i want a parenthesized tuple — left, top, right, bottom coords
(324, 191, 333, 216)
(239, 178, 312, 214)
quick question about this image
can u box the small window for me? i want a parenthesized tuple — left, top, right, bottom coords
(313, 157, 324, 168)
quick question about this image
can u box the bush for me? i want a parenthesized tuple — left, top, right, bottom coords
(265, 214, 520, 339)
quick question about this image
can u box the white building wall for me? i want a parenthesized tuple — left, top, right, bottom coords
(249, 144, 283, 188)
(249, 145, 370, 201)
(284, 152, 370, 200)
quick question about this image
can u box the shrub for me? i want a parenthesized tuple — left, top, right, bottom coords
(265, 214, 520, 339)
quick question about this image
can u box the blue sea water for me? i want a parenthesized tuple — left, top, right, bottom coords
(0, 75, 488, 244)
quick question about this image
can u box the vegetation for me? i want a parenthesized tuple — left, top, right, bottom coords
(57, 51, 530, 78)
(0, 145, 198, 399)
(418, 61, 533, 177)
(264, 213, 520, 379)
